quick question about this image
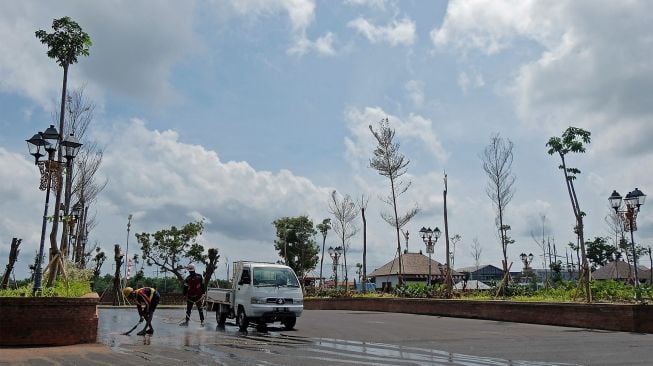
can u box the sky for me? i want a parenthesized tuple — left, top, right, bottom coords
(1, 0, 653, 281)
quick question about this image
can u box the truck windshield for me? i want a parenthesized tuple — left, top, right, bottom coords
(252, 267, 300, 287)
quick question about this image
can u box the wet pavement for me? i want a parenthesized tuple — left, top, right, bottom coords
(1, 308, 652, 365)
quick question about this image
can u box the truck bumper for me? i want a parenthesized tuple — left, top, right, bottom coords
(249, 304, 303, 318)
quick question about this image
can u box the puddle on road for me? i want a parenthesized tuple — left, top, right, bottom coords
(98, 308, 581, 366)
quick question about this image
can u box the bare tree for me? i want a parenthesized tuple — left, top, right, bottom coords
(546, 127, 592, 302)
(328, 191, 359, 287)
(470, 237, 482, 289)
(42, 87, 107, 268)
(369, 118, 420, 285)
(481, 133, 516, 289)
(530, 214, 550, 286)
(470, 237, 482, 271)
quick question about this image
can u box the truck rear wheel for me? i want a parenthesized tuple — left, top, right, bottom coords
(217, 312, 227, 326)
(282, 316, 296, 330)
(236, 308, 249, 331)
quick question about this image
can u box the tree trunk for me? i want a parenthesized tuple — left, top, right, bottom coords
(46, 63, 69, 288)
(203, 248, 219, 290)
(389, 175, 403, 285)
(443, 175, 453, 296)
(1, 238, 21, 289)
(362, 206, 367, 293)
(319, 233, 326, 288)
(112, 244, 123, 306)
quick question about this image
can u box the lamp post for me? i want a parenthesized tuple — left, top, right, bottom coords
(419, 227, 441, 286)
(124, 214, 133, 285)
(26, 125, 82, 295)
(609, 188, 646, 301)
(355, 262, 362, 288)
(328, 246, 343, 290)
(520, 252, 534, 270)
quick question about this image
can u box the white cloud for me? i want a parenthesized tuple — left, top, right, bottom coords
(348, 17, 416, 46)
(225, 0, 335, 56)
(94, 119, 333, 241)
(343, 106, 448, 173)
(432, 0, 653, 159)
(431, 0, 552, 55)
(288, 31, 337, 56)
(0, 2, 200, 109)
(344, 0, 387, 10)
(405, 80, 424, 107)
(457, 69, 485, 94)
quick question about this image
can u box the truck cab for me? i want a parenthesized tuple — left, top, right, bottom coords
(206, 262, 303, 331)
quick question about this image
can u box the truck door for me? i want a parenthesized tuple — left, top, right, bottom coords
(236, 267, 252, 307)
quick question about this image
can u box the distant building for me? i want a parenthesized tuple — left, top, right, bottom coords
(454, 279, 491, 291)
(369, 252, 464, 290)
(455, 264, 504, 283)
(592, 260, 651, 284)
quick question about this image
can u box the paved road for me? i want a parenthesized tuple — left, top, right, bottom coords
(1, 308, 651, 365)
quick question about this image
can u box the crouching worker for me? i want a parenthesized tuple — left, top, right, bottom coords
(180, 263, 205, 326)
(124, 286, 160, 335)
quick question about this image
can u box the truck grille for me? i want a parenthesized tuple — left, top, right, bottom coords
(266, 298, 293, 305)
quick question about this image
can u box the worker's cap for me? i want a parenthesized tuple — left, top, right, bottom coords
(187, 263, 195, 271)
(123, 287, 133, 297)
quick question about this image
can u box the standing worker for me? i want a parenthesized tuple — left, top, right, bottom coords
(123, 286, 160, 335)
(180, 263, 205, 326)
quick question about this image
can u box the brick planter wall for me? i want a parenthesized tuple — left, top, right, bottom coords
(99, 291, 186, 305)
(0, 296, 99, 346)
(305, 298, 653, 333)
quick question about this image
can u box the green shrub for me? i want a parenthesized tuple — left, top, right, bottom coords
(0, 279, 91, 298)
(394, 283, 445, 298)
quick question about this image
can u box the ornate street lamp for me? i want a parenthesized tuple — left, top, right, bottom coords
(419, 226, 441, 286)
(520, 252, 534, 272)
(328, 246, 343, 290)
(609, 188, 646, 301)
(26, 125, 82, 295)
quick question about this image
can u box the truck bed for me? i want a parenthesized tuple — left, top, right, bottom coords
(206, 287, 233, 305)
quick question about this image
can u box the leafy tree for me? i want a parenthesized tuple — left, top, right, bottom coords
(547, 260, 563, 284)
(586, 237, 619, 270)
(546, 127, 592, 302)
(135, 221, 206, 287)
(328, 191, 359, 285)
(316, 218, 331, 288)
(90, 247, 105, 281)
(369, 118, 419, 284)
(481, 133, 516, 286)
(36, 17, 91, 287)
(272, 216, 319, 279)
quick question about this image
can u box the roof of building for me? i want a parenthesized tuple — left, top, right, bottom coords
(369, 252, 462, 277)
(592, 260, 650, 280)
(455, 264, 503, 273)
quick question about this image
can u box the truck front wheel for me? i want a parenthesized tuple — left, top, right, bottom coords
(282, 316, 296, 330)
(236, 309, 249, 331)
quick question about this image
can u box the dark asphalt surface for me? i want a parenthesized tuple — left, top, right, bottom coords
(1, 308, 651, 365)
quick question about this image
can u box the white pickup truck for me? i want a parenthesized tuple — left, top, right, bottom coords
(205, 261, 303, 331)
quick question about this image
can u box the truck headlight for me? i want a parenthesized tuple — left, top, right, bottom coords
(251, 297, 267, 304)
(295, 299, 303, 305)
